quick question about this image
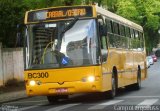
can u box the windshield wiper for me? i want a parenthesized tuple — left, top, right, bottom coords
(62, 17, 79, 34)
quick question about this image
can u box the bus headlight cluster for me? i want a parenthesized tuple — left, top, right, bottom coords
(29, 80, 36, 86)
(88, 76, 95, 82)
(29, 80, 42, 86)
(82, 76, 95, 82)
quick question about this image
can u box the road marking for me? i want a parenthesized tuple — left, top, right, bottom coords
(88, 100, 124, 110)
(45, 103, 80, 111)
(19, 103, 45, 111)
(135, 99, 159, 109)
(138, 99, 159, 106)
(6, 100, 48, 104)
(117, 96, 160, 98)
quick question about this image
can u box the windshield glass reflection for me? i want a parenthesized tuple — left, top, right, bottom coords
(26, 19, 99, 69)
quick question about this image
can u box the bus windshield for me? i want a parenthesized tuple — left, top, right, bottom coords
(25, 19, 99, 69)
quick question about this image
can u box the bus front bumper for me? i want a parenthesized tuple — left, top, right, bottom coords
(26, 81, 102, 96)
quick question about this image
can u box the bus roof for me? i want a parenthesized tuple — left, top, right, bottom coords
(95, 6, 143, 32)
(24, 5, 143, 32)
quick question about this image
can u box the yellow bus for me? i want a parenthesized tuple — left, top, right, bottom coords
(24, 5, 147, 103)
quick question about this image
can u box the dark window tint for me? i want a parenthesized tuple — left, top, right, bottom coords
(139, 32, 143, 41)
(113, 22, 120, 35)
(125, 27, 130, 38)
(120, 25, 125, 36)
(130, 29, 135, 38)
(101, 36, 107, 49)
(134, 30, 139, 40)
(105, 19, 113, 33)
(101, 36, 108, 62)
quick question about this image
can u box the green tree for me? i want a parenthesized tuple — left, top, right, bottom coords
(0, 0, 82, 47)
(116, 0, 139, 23)
(116, 0, 160, 54)
(102, 0, 118, 12)
(0, 0, 27, 47)
(23, 0, 82, 9)
(0, 0, 159, 50)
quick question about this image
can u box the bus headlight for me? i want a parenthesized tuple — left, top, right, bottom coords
(29, 80, 36, 86)
(87, 76, 95, 82)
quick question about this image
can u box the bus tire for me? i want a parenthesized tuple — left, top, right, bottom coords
(133, 68, 141, 90)
(47, 96, 59, 103)
(47, 95, 69, 103)
(107, 72, 117, 99)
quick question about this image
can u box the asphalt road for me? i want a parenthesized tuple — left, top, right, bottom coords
(1, 59, 160, 111)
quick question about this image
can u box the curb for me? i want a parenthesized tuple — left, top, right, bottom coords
(0, 90, 29, 104)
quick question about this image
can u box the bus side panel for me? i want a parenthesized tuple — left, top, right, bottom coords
(107, 48, 125, 88)
(133, 51, 146, 82)
(101, 61, 112, 91)
(124, 49, 134, 86)
(140, 52, 147, 80)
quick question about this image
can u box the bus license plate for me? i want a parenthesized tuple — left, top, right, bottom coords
(56, 88, 68, 93)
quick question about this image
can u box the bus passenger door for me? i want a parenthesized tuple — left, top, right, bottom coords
(98, 16, 115, 91)
(100, 35, 111, 91)
(98, 16, 111, 91)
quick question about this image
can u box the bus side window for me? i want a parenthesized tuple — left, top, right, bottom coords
(101, 36, 108, 62)
(139, 32, 144, 51)
(130, 29, 135, 38)
(119, 25, 125, 37)
(98, 15, 107, 38)
(113, 22, 121, 48)
(105, 19, 115, 48)
(125, 27, 131, 38)
(113, 22, 120, 35)
(125, 26, 130, 49)
(98, 16, 108, 62)
(105, 19, 112, 33)
(130, 28, 135, 50)
(135, 30, 139, 40)
(135, 30, 141, 51)
(119, 24, 127, 48)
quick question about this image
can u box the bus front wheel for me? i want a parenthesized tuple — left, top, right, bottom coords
(106, 73, 117, 99)
(47, 96, 59, 103)
(47, 95, 69, 103)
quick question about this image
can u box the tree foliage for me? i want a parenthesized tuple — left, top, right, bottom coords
(116, 0, 160, 53)
(116, 0, 139, 23)
(0, 0, 27, 47)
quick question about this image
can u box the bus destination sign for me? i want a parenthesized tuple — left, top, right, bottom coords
(27, 6, 93, 23)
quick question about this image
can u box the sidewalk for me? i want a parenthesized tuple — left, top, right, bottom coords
(0, 90, 27, 103)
